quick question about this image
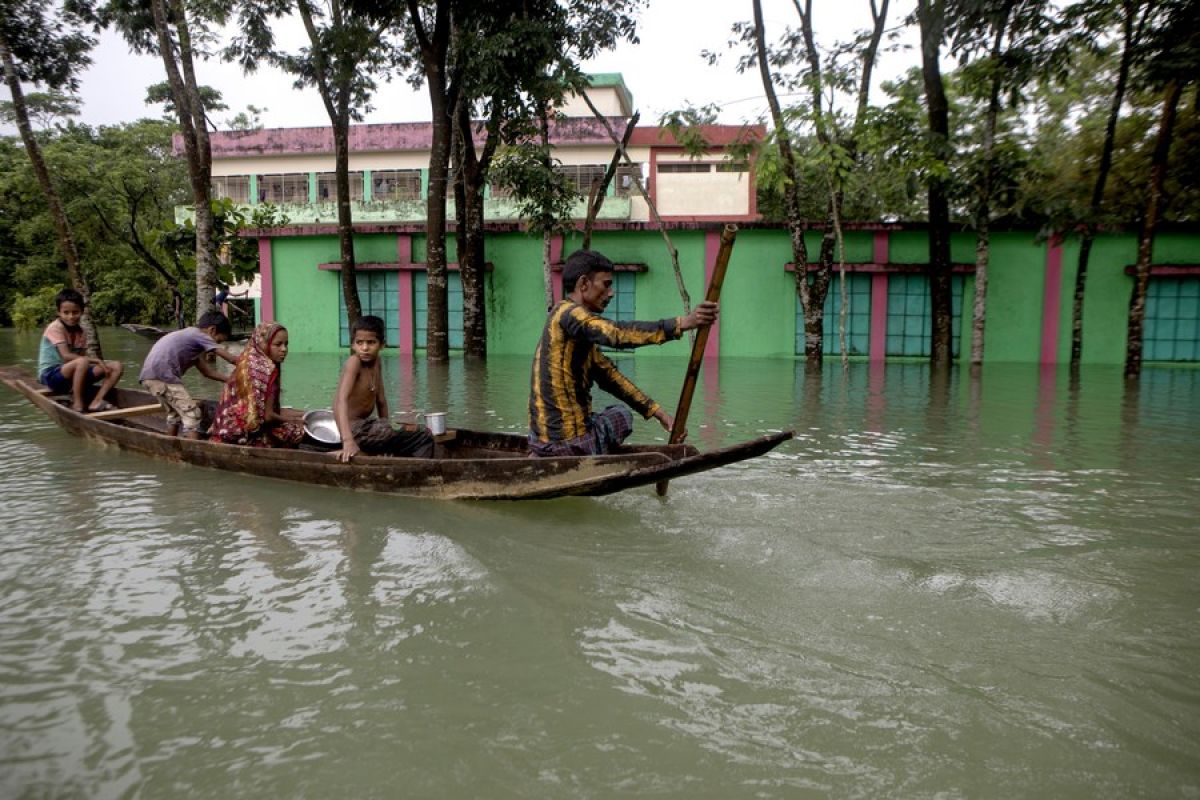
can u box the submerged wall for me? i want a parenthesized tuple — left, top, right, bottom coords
(254, 224, 1200, 364)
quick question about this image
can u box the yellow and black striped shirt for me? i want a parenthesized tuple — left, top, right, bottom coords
(529, 300, 683, 444)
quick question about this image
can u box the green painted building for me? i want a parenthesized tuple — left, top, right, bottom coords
(248, 223, 1200, 364)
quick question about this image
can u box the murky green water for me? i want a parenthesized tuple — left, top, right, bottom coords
(1, 328, 1198, 798)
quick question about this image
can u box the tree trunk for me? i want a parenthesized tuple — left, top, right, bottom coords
(752, 0, 814, 364)
(423, 74, 451, 362)
(452, 101, 490, 360)
(152, 0, 217, 322)
(971, 19, 1008, 366)
(917, 0, 954, 369)
(0, 37, 102, 358)
(1071, 0, 1140, 370)
(334, 119, 362, 326)
(1125, 80, 1182, 379)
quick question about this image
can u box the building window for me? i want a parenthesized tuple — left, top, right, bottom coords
(657, 163, 712, 173)
(602, 271, 636, 322)
(414, 272, 464, 350)
(795, 273, 871, 356)
(317, 171, 364, 202)
(1145, 277, 1200, 361)
(338, 271, 400, 348)
(556, 164, 608, 196)
(885, 273, 965, 357)
(614, 164, 641, 197)
(212, 175, 250, 203)
(372, 170, 422, 201)
(257, 173, 309, 204)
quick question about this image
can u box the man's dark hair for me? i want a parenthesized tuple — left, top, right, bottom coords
(55, 288, 84, 310)
(562, 249, 614, 294)
(197, 311, 232, 336)
(351, 314, 386, 343)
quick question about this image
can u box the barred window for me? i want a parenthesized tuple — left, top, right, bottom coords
(796, 273, 872, 356)
(257, 173, 309, 204)
(371, 170, 422, 201)
(885, 273, 965, 357)
(1145, 277, 1200, 361)
(614, 164, 642, 197)
(317, 171, 365, 202)
(555, 164, 608, 195)
(212, 175, 250, 204)
(658, 163, 712, 173)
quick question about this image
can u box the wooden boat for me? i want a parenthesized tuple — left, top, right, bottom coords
(0, 367, 793, 501)
(121, 324, 250, 342)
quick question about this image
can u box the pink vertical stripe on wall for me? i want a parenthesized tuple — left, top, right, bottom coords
(397, 271, 415, 354)
(397, 235, 415, 353)
(258, 238, 274, 323)
(869, 232, 890, 361)
(551, 235, 564, 304)
(705, 229, 722, 360)
(1040, 236, 1063, 364)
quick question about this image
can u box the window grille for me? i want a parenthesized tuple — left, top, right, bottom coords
(338, 271, 400, 348)
(317, 172, 365, 202)
(371, 170, 422, 201)
(885, 273, 964, 357)
(211, 175, 250, 204)
(1145, 277, 1200, 361)
(795, 273, 872, 356)
(256, 173, 309, 204)
(414, 272, 464, 350)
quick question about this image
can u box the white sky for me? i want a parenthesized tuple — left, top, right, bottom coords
(5, 0, 919, 132)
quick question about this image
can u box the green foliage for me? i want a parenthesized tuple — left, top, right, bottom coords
(9, 286, 59, 331)
(0, 119, 194, 326)
(490, 143, 578, 236)
(161, 198, 289, 287)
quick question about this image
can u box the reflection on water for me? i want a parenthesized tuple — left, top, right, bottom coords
(1, 328, 1199, 796)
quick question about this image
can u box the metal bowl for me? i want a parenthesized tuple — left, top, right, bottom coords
(303, 409, 341, 445)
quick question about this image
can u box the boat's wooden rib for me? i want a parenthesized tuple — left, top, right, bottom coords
(0, 366, 793, 500)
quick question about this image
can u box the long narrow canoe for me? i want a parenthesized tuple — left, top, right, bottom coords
(0, 367, 793, 501)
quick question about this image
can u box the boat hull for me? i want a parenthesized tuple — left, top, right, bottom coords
(1, 367, 793, 500)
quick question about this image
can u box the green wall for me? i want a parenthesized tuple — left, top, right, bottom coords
(263, 227, 1199, 363)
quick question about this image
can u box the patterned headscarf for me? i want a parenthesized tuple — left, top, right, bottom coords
(210, 322, 286, 442)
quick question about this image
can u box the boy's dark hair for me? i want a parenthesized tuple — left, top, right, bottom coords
(562, 249, 614, 294)
(55, 288, 85, 309)
(351, 314, 386, 343)
(197, 311, 232, 336)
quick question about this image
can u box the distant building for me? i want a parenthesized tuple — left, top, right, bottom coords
(176, 75, 1200, 364)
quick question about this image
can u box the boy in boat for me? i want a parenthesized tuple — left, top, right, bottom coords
(332, 315, 434, 462)
(139, 310, 238, 439)
(38, 288, 124, 412)
(527, 249, 717, 457)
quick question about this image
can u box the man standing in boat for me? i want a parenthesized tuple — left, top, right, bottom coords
(528, 249, 717, 457)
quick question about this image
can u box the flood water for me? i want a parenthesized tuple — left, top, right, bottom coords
(1, 328, 1198, 798)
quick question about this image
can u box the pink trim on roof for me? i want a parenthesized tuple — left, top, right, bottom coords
(628, 125, 766, 148)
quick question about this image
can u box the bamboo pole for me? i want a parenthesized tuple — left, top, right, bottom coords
(656, 224, 737, 496)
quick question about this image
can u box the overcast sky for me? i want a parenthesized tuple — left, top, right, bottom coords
(6, 0, 918, 132)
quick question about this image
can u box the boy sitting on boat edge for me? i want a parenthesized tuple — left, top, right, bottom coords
(37, 288, 124, 412)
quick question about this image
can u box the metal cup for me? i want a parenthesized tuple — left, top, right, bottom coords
(422, 411, 447, 436)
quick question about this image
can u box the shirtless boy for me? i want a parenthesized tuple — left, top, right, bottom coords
(332, 315, 434, 462)
(38, 288, 124, 412)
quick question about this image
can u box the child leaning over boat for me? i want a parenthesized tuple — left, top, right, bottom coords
(209, 321, 305, 448)
(332, 315, 433, 462)
(38, 288, 124, 412)
(138, 310, 237, 439)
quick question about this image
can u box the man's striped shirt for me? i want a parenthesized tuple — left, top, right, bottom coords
(528, 300, 683, 444)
